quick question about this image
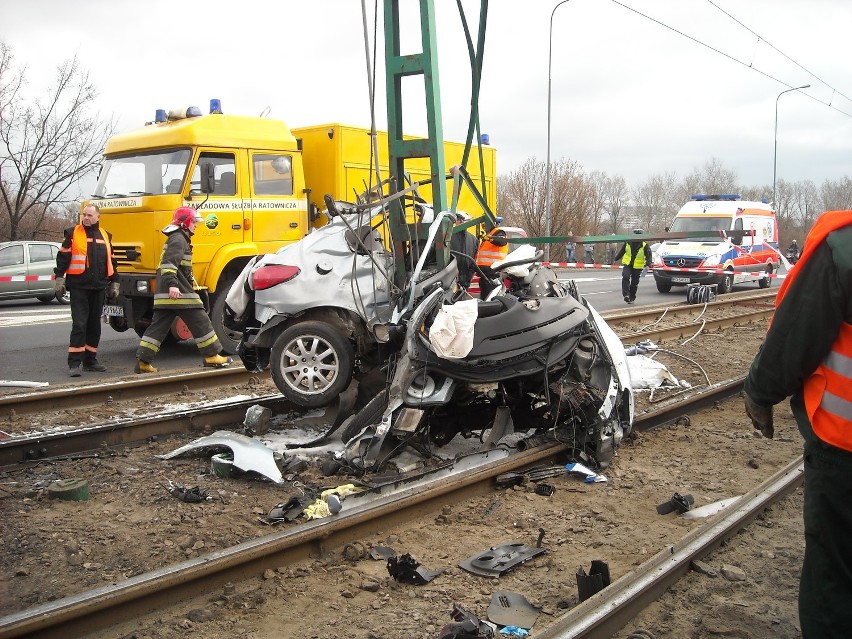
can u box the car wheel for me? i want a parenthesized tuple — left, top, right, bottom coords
(55, 290, 71, 305)
(655, 280, 672, 293)
(271, 321, 355, 409)
(211, 279, 239, 355)
(758, 263, 773, 289)
(37, 295, 54, 303)
(718, 271, 734, 294)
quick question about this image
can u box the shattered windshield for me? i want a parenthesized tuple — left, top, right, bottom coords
(93, 148, 192, 198)
(669, 216, 730, 241)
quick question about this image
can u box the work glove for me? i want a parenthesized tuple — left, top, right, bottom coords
(106, 281, 120, 301)
(54, 276, 66, 297)
(744, 392, 774, 439)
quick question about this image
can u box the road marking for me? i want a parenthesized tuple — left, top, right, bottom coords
(0, 310, 71, 327)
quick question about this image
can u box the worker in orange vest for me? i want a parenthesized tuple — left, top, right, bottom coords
(474, 228, 510, 298)
(54, 203, 119, 377)
(744, 209, 852, 637)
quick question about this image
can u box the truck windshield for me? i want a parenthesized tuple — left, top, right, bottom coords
(93, 148, 192, 198)
(669, 216, 730, 241)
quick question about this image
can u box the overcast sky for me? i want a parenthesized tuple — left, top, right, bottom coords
(3, 0, 850, 194)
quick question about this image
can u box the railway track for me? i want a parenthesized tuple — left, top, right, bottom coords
(0, 376, 802, 639)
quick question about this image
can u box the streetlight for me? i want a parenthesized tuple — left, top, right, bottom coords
(773, 84, 810, 205)
(544, 0, 572, 261)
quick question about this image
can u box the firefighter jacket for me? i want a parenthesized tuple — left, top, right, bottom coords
(745, 210, 852, 452)
(614, 240, 652, 269)
(55, 223, 116, 289)
(153, 228, 205, 311)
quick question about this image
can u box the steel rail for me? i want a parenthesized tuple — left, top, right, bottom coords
(535, 456, 804, 639)
(0, 379, 752, 638)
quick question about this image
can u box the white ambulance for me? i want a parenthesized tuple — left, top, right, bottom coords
(652, 194, 779, 294)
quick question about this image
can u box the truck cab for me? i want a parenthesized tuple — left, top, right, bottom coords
(652, 194, 779, 294)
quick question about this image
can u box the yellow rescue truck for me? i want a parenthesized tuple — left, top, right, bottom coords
(89, 100, 496, 353)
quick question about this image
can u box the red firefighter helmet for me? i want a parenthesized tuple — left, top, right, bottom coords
(171, 206, 203, 229)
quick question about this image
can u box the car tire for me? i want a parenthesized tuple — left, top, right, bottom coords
(341, 389, 389, 443)
(718, 271, 734, 294)
(271, 320, 355, 409)
(758, 263, 773, 289)
(655, 280, 672, 293)
(37, 295, 54, 303)
(211, 279, 240, 355)
(55, 290, 71, 305)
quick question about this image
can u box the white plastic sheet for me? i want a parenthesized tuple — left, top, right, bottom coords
(626, 353, 681, 389)
(428, 299, 479, 358)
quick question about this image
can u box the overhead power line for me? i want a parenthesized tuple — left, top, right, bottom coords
(609, 0, 852, 120)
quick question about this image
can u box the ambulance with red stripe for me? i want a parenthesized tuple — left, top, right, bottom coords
(652, 194, 779, 294)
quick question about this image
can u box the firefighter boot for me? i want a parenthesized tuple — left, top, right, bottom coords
(134, 358, 158, 374)
(204, 354, 232, 368)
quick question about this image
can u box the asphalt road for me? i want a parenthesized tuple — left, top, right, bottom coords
(0, 270, 773, 388)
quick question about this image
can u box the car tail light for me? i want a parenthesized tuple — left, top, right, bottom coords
(252, 265, 301, 291)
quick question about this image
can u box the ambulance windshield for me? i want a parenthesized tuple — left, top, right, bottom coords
(670, 216, 730, 241)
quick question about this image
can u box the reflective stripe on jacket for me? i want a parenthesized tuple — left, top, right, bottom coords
(65, 225, 115, 277)
(475, 240, 509, 267)
(778, 209, 852, 451)
(621, 241, 647, 269)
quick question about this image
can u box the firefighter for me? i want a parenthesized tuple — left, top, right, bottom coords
(744, 209, 852, 637)
(54, 203, 119, 376)
(613, 229, 652, 304)
(134, 207, 231, 373)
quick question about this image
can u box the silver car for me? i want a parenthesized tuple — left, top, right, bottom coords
(0, 241, 69, 304)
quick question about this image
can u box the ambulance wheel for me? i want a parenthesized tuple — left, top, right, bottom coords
(271, 321, 355, 409)
(655, 280, 672, 293)
(718, 272, 734, 294)
(758, 264, 773, 289)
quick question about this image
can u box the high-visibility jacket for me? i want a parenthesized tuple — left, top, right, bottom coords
(777, 210, 852, 451)
(65, 224, 115, 277)
(475, 236, 509, 267)
(621, 241, 648, 269)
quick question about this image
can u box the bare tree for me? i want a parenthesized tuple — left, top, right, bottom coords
(820, 176, 852, 212)
(0, 42, 114, 240)
(633, 171, 677, 232)
(601, 174, 628, 233)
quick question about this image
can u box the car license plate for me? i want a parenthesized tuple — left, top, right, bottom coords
(672, 277, 690, 284)
(103, 304, 124, 317)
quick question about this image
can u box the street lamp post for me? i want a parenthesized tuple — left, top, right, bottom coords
(773, 84, 810, 205)
(545, 0, 572, 261)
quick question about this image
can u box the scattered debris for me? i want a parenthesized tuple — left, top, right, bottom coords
(47, 478, 89, 501)
(656, 492, 695, 515)
(387, 553, 441, 585)
(487, 591, 540, 630)
(242, 404, 272, 436)
(576, 559, 611, 602)
(459, 542, 547, 578)
(166, 481, 210, 503)
(565, 462, 607, 483)
(159, 430, 285, 483)
(534, 483, 555, 496)
(264, 495, 313, 523)
(438, 603, 496, 639)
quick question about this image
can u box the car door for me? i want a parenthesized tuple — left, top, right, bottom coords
(26, 243, 58, 296)
(0, 243, 28, 297)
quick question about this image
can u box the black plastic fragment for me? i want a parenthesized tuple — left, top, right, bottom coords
(576, 559, 611, 602)
(387, 553, 441, 585)
(656, 492, 695, 515)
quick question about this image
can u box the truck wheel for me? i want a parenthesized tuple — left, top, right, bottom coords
(271, 321, 355, 409)
(758, 264, 773, 289)
(211, 279, 240, 355)
(655, 280, 672, 293)
(718, 271, 734, 294)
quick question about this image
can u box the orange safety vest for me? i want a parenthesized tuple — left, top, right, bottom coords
(475, 237, 509, 267)
(777, 210, 852, 451)
(66, 225, 114, 277)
